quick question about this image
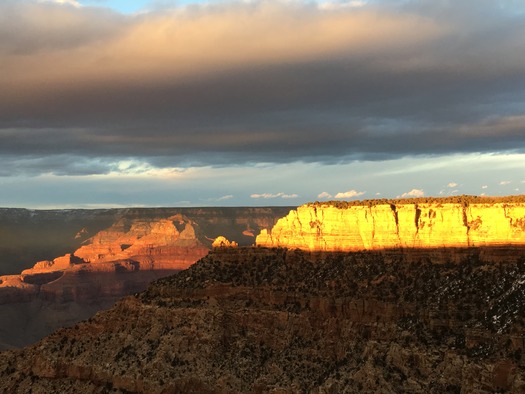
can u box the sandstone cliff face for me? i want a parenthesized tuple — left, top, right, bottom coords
(0, 215, 209, 305)
(0, 207, 289, 350)
(0, 206, 293, 276)
(256, 202, 525, 254)
(0, 215, 207, 349)
(49, 215, 207, 272)
(1, 248, 524, 393)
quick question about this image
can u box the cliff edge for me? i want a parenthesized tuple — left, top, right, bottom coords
(1, 247, 524, 393)
(256, 198, 525, 255)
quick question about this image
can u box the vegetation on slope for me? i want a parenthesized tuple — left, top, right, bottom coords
(308, 194, 525, 208)
(1, 247, 524, 393)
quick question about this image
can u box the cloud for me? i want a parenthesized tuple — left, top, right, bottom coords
(400, 189, 425, 198)
(39, 0, 80, 6)
(335, 190, 365, 199)
(319, 0, 369, 10)
(447, 182, 458, 188)
(204, 194, 234, 202)
(499, 180, 511, 185)
(482, 185, 488, 189)
(250, 192, 298, 199)
(217, 194, 234, 201)
(0, 1, 524, 176)
(317, 192, 333, 199)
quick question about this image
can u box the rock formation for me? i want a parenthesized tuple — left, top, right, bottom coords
(0, 207, 290, 349)
(0, 206, 293, 276)
(212, 236, 238, 248)
(0, 214, 209, 302)
(256, 200, 525, 257)
(2, 197, 525, 391)
(21, 215, 208, 276)
(1, 247, 524, 393)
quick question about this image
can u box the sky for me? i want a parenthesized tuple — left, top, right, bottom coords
(1, 0, 525, 208)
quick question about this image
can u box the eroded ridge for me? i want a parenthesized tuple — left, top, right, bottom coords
(1, 247, 524, 393)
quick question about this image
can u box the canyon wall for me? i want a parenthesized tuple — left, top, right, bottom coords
(0, 207, 292, 276)
(0, 207, 290, 349)
(256, 202, 525, 254)
(1, 248, 524, 393)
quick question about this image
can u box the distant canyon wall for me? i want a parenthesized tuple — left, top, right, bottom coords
(0, 207, 290, 349)
(0, 207, 292, 276)
(256, 202, 525, 253)
(0, 207, 291, 305)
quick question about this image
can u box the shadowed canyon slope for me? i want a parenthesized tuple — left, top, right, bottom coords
(1, 247, 524, 392)
(0, 207, 292, 276)
(257, 198, 525, 257)
(0, 207, 290, 349)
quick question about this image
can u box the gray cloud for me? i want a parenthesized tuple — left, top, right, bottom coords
(1, 0, 525, 176)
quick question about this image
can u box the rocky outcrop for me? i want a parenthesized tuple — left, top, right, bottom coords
(256, 201, 525, 256)
(20, 215, 209, 276)
(0, 215, 209, 304)
(1, 247, 524, 393)
(0, 206, 292, 276)
(212, 236, 238, 248)
(0, 207, 290, 349)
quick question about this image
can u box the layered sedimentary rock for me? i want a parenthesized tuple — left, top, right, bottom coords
(211, 236, 238, 248)
(256, 201, 525, 254)
(0, 215, 209, 303)
(0, 206, 293, 276)
(20, 215, 208, 277)
(1, 248, 524, 393)
(0, 207, 290, 349)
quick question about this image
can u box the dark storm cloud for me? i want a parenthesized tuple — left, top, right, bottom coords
(1, 0, 525, 176)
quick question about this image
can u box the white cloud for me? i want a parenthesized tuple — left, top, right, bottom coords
(447, 182, 458, 188)
(319, 0, 368, 11)
(400, 189, 424, 198)
(334, 190, 365, 199)
(482, 185, 488, 189)
(250, 192, 298, 199)
(39, 0, 81, 6)
(317, 192, 332, 199)
(499, 180, 511, 185)
(204, 194, 234, 203)
(217, 195, 234, 201)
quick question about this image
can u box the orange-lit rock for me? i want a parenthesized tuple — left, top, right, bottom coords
(0, 215, 210, 308)
(0, 207, 290, 350)
(256, 202, 525, 252)
(17, 215, 208, 278)
(212, 236, 238, 248)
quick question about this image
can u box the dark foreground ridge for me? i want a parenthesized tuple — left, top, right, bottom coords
(1, 247, 525, 393)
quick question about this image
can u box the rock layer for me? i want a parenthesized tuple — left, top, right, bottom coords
(256, 201, 525, 254)
(0, 206, 292, 276)
(1, 247, 524, 393)
(0, 207, 290, 349)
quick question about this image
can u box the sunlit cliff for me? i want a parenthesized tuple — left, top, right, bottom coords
(256, 199, 525, 253)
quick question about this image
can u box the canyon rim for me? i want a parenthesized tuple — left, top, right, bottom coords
(0, 196, 524, 392)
